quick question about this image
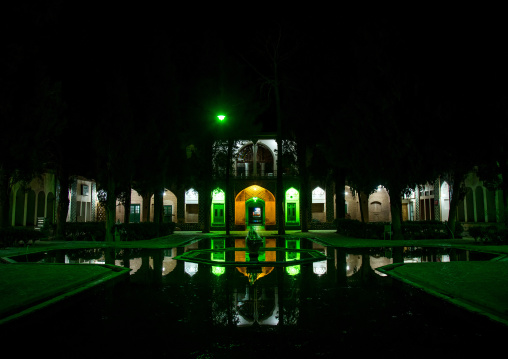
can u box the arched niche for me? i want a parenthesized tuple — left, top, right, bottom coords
(285, 187, 300, 224)
(256, 143, 274, 176)
(440, 181, 450, 222)
(185, 188, 199, 223)
(312, 187, 326, 222)
(235, 185, 275, 226)
(211, 188, 225, 225)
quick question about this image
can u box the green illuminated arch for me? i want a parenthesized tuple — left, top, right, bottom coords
(285, 187, 300, 225)
(211, 188, 225, 225)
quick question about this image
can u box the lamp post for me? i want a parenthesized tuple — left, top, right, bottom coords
(217, 114, 232, 235)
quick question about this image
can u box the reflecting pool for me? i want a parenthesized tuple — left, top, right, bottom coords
(3, 238, 507, 358)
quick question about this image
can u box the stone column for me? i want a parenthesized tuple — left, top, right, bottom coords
(91, 182, 96, 221)
(252, 142, 258, 176)
(325, 184, 335, 223)
(434, 179, 441, 221)
(176, 187, 186, 224)
(70, 180, 77, 222)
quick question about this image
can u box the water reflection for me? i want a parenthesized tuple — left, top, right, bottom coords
(5, 243, 505, 357)
(23, 245, 489, 328)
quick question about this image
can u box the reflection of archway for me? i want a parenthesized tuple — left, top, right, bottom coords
(235, 186, 275, 226)
(346, 254, 362, 277)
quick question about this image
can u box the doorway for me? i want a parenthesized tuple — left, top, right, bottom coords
(164, 205, 173, 223)
(246, 198, 265, 226)
(212, 203, 225, 225)
(130, 204, 141, 223)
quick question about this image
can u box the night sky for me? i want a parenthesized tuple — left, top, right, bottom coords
(2, 3, 507, 192)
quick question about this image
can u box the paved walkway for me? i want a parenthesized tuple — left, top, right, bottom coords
(1, 230, 508, 326)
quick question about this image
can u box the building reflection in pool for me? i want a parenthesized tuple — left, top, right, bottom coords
(10, 242, 495, 329)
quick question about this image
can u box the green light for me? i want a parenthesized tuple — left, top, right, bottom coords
(285, 187, 300, 224)
(285, 239, 300, 262)
(286, 265, 300, 276)
(211, 239, 226, 261)
(217, 115, 225, 121)
(212, 266, 226, 276)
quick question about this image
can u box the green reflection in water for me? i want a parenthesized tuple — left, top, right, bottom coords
(286, 265, 301, 276)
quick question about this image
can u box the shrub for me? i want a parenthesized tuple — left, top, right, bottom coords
(61, 222, 175, 242)
(335, 219, 385, 239)
(454, 222, 464, 239)
(336, 219, 367, 238)
(336, 219, 460, 240)
(468, 225, 507, 244)
(309, 221, 336, 230)
(64, 222, 106, 241)
(497, 228, 508, 243)
(0, 227, 45, 248)
(116, 222, 176, 241)
(468, 226, 483, 242)
(402, 221, 448, 240)
(365, 222, 385, 239)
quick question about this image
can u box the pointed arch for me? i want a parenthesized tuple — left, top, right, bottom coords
(285, 187, 300, 224)
(440, 181, 450, 222)
(149, 188, 177, 223)
(235, 185, 275, 226)
(312, 186, 326, 222)
(185, 188, 199, 223)
(211, 188, 225, 225)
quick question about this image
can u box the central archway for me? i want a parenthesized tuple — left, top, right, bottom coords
(235, 185, 275, 226)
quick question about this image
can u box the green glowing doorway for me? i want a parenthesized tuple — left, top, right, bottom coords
(246, 197, 265, 226)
